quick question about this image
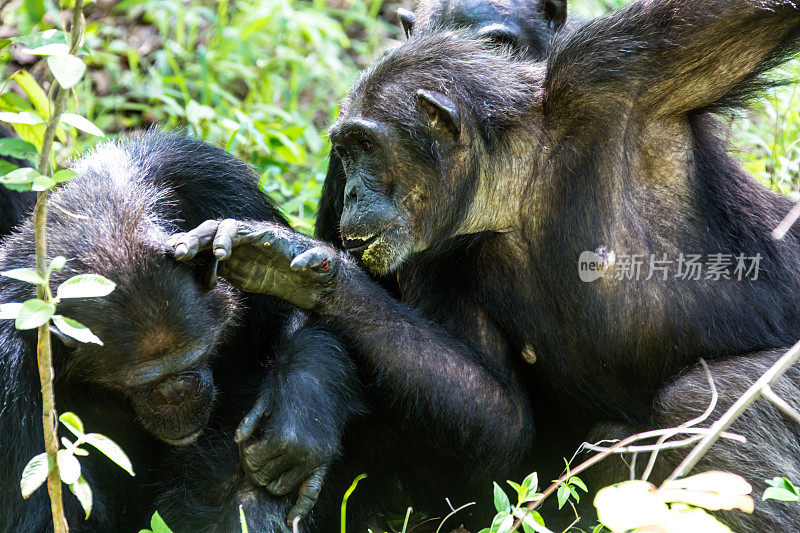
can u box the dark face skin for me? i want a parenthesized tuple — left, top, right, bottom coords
(56, 254, 238, 445)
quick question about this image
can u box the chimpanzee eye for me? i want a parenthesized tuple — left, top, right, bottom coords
(336, 145, 351, 160)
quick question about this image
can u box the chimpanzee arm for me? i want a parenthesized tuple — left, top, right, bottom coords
(545, 0, 800, 122)
(234, 320, 363, 523)
(169, 221, 535, 471)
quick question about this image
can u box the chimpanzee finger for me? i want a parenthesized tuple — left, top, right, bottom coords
(172, 219, 220, 260)
(272, 466, 312, 497)
(289, 247, 335, 275)
(242, 438, 284, 472)
(234, 394, 270, 444)
(286, 467, 327, 525)
(213, 219, 242, 260)
(259, 457, 300, 494)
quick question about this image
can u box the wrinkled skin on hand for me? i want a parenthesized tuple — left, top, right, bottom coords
(234, 393, 330, 524)
(168, 219, 342, 310)
(168, 219, 344, 524)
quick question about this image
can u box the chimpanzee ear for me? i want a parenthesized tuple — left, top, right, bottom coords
(416, 89, 461, 140)
(397, 8, 416, 39)
(541, 0, 567, 31)
(50, 324, 79, 349)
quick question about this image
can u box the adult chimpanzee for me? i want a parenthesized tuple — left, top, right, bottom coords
(171, 0, 800, 529)
(0, 133, 360, 531)
(315, 0, 568, 258)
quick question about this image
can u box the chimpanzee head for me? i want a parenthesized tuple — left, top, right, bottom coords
(399, 0, 567, 58)
(42, 143, 240, 445)
(329, 32, 540, 274)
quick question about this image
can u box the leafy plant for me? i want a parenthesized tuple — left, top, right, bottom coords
(479, 472, 548, 533)
(763, 476, 800, 502)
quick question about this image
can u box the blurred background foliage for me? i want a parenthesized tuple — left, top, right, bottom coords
(1, 0, 799, 231)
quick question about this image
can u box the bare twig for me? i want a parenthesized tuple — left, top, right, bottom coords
(666, 338, 800, 482)
(435, 502, 474, 533)
(761, 385, 800, 425)
(772, 199, 800, 239)
(641, 360, 717, 481)
(32, 2, 84, 531)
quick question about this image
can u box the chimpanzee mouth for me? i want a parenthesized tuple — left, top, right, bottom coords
(160, 428, 204, 446)
(343, 233, 381, 253)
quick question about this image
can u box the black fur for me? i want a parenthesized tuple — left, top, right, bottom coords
(0, 133, 360, 532)
(312, 1, 800, 530)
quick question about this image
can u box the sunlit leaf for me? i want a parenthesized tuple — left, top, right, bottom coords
(1, 167, 40, 189)
(59, 411, 85, 435)
(494, 481, 511, 514)
(0, 303, 23, 320)
(148, 511, 173, 533)
(52, 315, 103, 345)
(47, 54, 86, 89)
(83, 433, 135, 476)
(56, 274, 116, 300)
(49, 256, 67, 272)
(57, 449, 81, 484)
(24, 43, 70, 56)
(15, 298, 55, 330)
(0, 267, 45, 286)
(60, 113, 104, 137)
(20, 452, 50, 498)
(0, 111, 44, 125)
(69, 475, 92, 519)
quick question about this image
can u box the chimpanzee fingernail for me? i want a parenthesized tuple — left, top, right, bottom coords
(214, 248, 227, 259)
(175, 244, 188, 257)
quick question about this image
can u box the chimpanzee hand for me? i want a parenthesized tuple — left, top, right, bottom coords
(167, 219, 343, 310)
(234, 393, 331, 524)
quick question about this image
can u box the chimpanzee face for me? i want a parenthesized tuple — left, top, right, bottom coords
(54, 247, 239, 446)
(329, 88, 465, 275)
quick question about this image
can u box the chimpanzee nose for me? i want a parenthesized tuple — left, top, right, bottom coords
(153, 377, 193, 406)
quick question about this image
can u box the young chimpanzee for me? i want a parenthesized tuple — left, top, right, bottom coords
(0, 133, 359, 532)
(171, 0, 800, 530)
(315, 0, 568, 255)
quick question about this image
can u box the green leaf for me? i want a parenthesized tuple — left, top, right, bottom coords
(0, 39, 11, 52)
(69, 476, 92, 519)
(31, 174, 56, 191)
(57, 449, 81, 484)
(0, 111, 44, 125)
(185, 100, 215, 123)
(47, 55, 86, 89)
(569, 476, 588, 493)
(49, 256, 67, 272)
(507, 480, 523, 500)
(52, 315, 104, 345)
(12, 71, 50, 119)
(15, 298, 55, 330)
(20, 452, 49, 498)
(763, 487, 800, 502)
(493, 482, 511, 514)
(83, 433, 135, 476)
(60, 113, 104, 137)
(0, 138, 37, 161)
(59, 411, 85, 435)
(1, 267, 46, 286)
(557, 484, 570, 509)
(1, 167, 40, 188)
(53, 169, 78, 183)
(56, 274, 116, 300)
(149, 511, 173, 533)
(0, 303, 23, 319)
(521, 472, 539, 495)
